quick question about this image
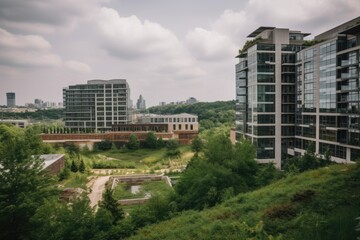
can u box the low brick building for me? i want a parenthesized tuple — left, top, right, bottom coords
(40, 154, 65, 174)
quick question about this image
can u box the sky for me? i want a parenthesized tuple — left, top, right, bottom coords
(0, 0, 359, 107)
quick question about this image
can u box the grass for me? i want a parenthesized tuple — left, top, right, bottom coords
(86, 146, 193, 172)
(61, 172, 89, 189)
(130, 164, 360, 240)
(113, 181, 173, 200)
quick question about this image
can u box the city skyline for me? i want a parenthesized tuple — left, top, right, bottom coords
(1, 0, 359, 106)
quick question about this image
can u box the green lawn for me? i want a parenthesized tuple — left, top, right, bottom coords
(61, 172, 89, 189)
(113, 181, 173, 200)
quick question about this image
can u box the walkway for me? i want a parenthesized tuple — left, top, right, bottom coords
(88, 176, 110, 208)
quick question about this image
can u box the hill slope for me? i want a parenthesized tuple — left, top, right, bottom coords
(130, 164, 360, 240)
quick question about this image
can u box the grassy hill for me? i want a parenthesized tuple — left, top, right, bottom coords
(130, 164, 360, 240)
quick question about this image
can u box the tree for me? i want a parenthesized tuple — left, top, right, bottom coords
(144, 132, 158, 149)
(71, 159, 78, 172)
(79, 158, 86, 173)
(0, 124, 57, 240)
(96, 140, 113, 151)
(127, 134, 140, 150)
(204, 132, 233, 164)
(191, 136, 203, 154)
(166, 139, 180, 157)
(100, 188, 124, 223)
(174, 133, 259, 210)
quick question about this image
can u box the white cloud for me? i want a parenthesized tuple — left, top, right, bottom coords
(97, 7, 181, 59)
(96, 7, 204, 79)
(0, 28, 61, 68)
(64, 60, 92, 74)
(185, 28, 238, 61)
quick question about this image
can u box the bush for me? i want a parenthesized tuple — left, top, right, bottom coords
(96, 140, 113, 151)
(127, 134, 140, 150)
(291, 190, 315, 203)
(264, 204, 297, 220)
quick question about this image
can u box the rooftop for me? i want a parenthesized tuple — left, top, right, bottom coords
(39, 154, 64, 169)
(315, 16, 360, 41)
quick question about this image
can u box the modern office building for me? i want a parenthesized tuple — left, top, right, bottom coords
(6, 92, 15, 107)
(63, 79, 130, 132)
(136, 94, 146, 110)
(235, 17, 360, 168)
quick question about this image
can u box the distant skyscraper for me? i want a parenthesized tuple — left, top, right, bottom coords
(136, 94, 146, 110)
(6, 92, 15, 107)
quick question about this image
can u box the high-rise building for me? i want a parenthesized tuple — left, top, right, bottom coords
(136, 94, 146, 110)
(235, 17, 360, 168)
(6, 92, 16, 107)
(63, 79, 130, 132)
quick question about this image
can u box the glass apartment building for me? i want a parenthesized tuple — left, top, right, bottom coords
(236, 17, 360, 168)
(63, 79, 130, 132)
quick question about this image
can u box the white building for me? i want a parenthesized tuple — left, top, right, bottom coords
(138, 113, 199, 132)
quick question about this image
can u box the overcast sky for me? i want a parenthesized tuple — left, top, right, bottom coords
(0, 0, 359, 107)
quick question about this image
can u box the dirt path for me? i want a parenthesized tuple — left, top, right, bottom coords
(88, 176, 110, 208)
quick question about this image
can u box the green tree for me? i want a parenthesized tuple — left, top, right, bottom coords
(100, 188, 124, 223)
(71, 159, 78, 172)
(0, 124, 57, 240)
(191, 136, 203, 154)
(204, 132, 233, 164)
(166, 139, 180, 157)
(96, 140, 113, 151)
(127, 134, 140, 150)
(144, 132, 158, 149)
(79, 158, 86, 173)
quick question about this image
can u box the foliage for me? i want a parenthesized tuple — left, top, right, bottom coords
(166, 139, 181, 157)
(71, 159, 78, 172)
(0, 124, 57, 240)
(284, 144, 331, 173)
(174, 133, 258, 210)
(0, 108, 64, 120)
(95, 140, 113, 151)
(131, 164, 360, 240)
(79, 158, 86, 173)
(191, 136, 203, 154)
(64, 142, 80, 156)
(100, 188, 124, 223)
(127, 134, 140, 150)
(144, 132, 158, 149)
(256, 163, 284, 187)
(147, 100, 236, 130)
(239, 37, 262, 55)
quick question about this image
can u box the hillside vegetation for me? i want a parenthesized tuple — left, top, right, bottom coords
(130, 164, 360, 240)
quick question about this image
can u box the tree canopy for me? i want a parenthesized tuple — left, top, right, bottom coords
(0, 124, 57, 240)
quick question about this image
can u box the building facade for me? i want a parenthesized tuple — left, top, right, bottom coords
(63, 79, 130, 132)
(236, 17, 360, 167)
(138, 113, 199, 132)
(6, 92, 15, 107)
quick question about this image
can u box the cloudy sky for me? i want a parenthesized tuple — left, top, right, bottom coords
(1, 0, 359, 107)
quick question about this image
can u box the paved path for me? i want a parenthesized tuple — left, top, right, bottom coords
(88, 176, 110, 208)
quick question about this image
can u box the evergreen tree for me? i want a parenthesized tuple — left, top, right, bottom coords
(70, 159, 78, 172)
(100, 188, 124, 223)
(79, 159, 85, 173)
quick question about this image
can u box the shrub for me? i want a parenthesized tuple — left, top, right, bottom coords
(291, 190, 315, 203)
(264, 204, 297, 220)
